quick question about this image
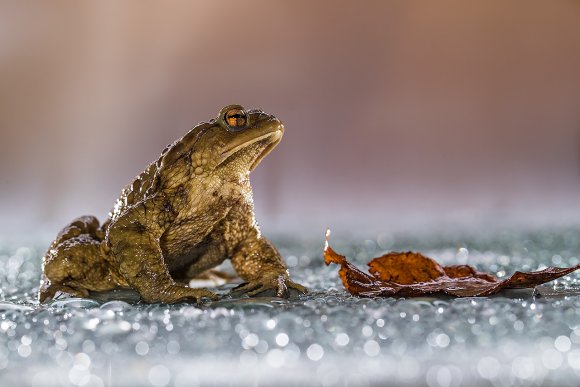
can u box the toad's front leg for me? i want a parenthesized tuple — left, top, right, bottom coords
(107, 201, 217, 304)
(230, 233, 307, 298)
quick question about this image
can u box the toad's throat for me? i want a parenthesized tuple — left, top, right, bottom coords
(218, 130, 282, 168)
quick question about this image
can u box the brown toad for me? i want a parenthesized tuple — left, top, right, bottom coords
(39, 105, 307, 304)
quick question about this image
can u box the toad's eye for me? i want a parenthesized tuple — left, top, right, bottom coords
(224, 108, 247, 130)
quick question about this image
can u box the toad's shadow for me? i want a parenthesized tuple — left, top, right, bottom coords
(85, 285, 304, 307)
(82, 284, 579, 306)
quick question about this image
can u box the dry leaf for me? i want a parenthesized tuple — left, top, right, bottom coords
(323, 229, 580, 298)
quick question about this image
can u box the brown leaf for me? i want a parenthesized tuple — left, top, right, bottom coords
(443, 265, 497, 282)
(368, 251, 447, 284)
(323, 229, 580, 298)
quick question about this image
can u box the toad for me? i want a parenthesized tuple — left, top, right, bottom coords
(39, 105, 307, 303)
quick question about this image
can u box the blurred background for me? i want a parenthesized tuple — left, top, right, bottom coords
(1, 0, 580, 238)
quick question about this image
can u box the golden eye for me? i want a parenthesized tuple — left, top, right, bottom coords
(224, 108, 247, 129)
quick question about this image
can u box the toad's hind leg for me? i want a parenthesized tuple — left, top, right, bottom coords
(39, 216, 118, 302)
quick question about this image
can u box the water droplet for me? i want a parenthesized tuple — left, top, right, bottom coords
(335, 333, 349, 346)
(363, 340, 380, 356)
(148, 365, 171, 387)
(275, 333, 289, 347)
(554, 335, 571, 352)
(135, 341, 149, 356)
(306, 344, 324, 361)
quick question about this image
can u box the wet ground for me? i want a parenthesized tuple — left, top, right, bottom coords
(1, 228, 580, 386)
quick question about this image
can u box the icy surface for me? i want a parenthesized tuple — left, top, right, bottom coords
(1, 229, 580, 386)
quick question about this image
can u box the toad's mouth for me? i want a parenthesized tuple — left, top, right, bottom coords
(218, 130, 283, 170)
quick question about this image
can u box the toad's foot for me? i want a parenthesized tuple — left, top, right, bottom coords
(231, 274, 308, 298)
(152, 285, 219, 304)
(40, 283, 90, 302)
